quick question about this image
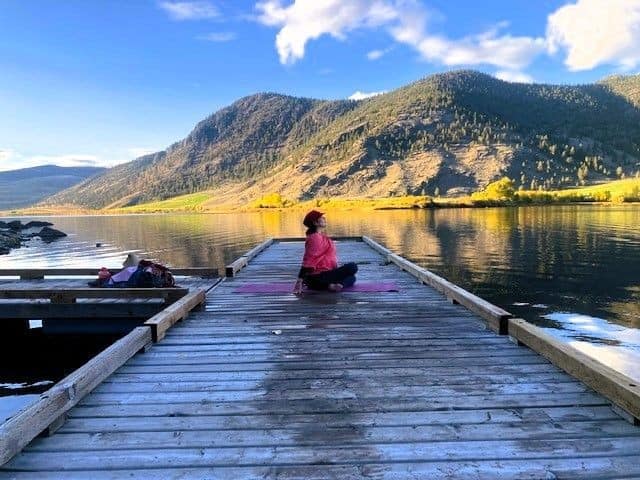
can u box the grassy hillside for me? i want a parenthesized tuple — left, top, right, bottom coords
(42, 70, 640, 210)
(47, 95, 357, 209)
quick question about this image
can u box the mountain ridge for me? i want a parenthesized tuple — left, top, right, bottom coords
(44, 70, 640, 209)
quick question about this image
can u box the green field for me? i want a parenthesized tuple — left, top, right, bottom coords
(469, 177, 640, 206)
(112, 178, 640, 213)
(116, 192, 213, 213)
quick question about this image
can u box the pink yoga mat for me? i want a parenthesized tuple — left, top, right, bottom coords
(234, 282, 399, 294)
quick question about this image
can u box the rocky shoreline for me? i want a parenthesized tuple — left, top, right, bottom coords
(0, 220, 67, 255)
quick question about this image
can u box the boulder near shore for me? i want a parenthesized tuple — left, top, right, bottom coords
(0, 220, 66, 255)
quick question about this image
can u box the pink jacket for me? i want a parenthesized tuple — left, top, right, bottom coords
(302, 233, 337, 274)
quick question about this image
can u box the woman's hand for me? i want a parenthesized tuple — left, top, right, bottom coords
(293, 278, 304, 295)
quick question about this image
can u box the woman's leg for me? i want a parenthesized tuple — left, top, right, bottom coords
(304, 274, 329, 290)
(305, 263, 358, 290)
(330, 262, 357, 285)
(340, 274, 356, 288)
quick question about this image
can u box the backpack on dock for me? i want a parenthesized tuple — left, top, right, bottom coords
(89, 260, 176, 288)
(136, 260, 176, 288)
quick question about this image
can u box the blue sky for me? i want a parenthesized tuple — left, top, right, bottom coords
(1, 0, 639, 171)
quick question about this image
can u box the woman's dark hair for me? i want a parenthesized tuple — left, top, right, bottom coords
(303, 210, 323, 234)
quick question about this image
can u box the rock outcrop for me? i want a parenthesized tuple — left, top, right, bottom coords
(0, 230, 21, 255)
(35, 227, 67, 243)
(0, 220, 66, 254)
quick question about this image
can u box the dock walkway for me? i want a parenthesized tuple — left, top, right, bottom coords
(1, 239, 640, 478)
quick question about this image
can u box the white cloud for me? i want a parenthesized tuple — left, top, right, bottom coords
(367, 46, 392, 60)
(546, 0, 640, 71)
(159, 1, 219, 21)
(198, 32, 237, 42)
(348, 90, 386, 100)
(494, 70, 534, 83)
(255, 0, 640, 74)
(256, 0, 399, 64)
(394, 22, 546, 71)
(256, 0, 546, 71)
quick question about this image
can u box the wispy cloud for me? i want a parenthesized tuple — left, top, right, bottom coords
(348, 90, 386, 100)
(256, 0, 399, 65)
(405, 30, 545, 71)
(159, 1, 219, 21)
(546, 0, 640, 71)
(256, 0, 640, 75)
(256, 1, 546, 71)
(198, 31, 237, 42)
(367, 47, 392, 60)
(494, 70, 534, 83)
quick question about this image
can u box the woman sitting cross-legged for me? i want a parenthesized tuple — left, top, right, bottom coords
(293, 210, 357, 295)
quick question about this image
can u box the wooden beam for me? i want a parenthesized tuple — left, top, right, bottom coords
(362, 235, 393, 257)
(225, 239, 274, 277)
(0, 326, 152, 466)
(144, 289, 206, 342)
(0, 303, 163, 319)
(509, 318, 640, 424)
(0, 288, 188, 300)
(225, 258, 248, 278)
(0, 268, 218, 280)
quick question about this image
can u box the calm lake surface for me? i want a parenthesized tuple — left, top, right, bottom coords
(1, 205, 639, 418)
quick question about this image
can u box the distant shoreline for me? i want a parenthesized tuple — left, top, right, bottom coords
(3, 199, 639, 218)
(2, 177, 639, 217)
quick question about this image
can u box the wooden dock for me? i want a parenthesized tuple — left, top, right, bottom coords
(0, 268, 217, 335)
(1, 238, 639, 479)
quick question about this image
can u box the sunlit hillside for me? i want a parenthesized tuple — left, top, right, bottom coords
(42, 71, 640, 210)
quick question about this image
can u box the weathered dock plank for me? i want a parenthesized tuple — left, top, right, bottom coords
(7, 437, 640, 469)
(5, 458, 640, 480)
(1, 238, 639, 479)
(60, 404, 622, 429)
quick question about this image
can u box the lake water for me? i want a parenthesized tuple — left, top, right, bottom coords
(1, 205, 639, 419)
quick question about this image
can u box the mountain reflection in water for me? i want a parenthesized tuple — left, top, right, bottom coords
(1, 204, 639, 380)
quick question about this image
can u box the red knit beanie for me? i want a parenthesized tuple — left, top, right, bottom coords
(303, 210, 324, 228)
